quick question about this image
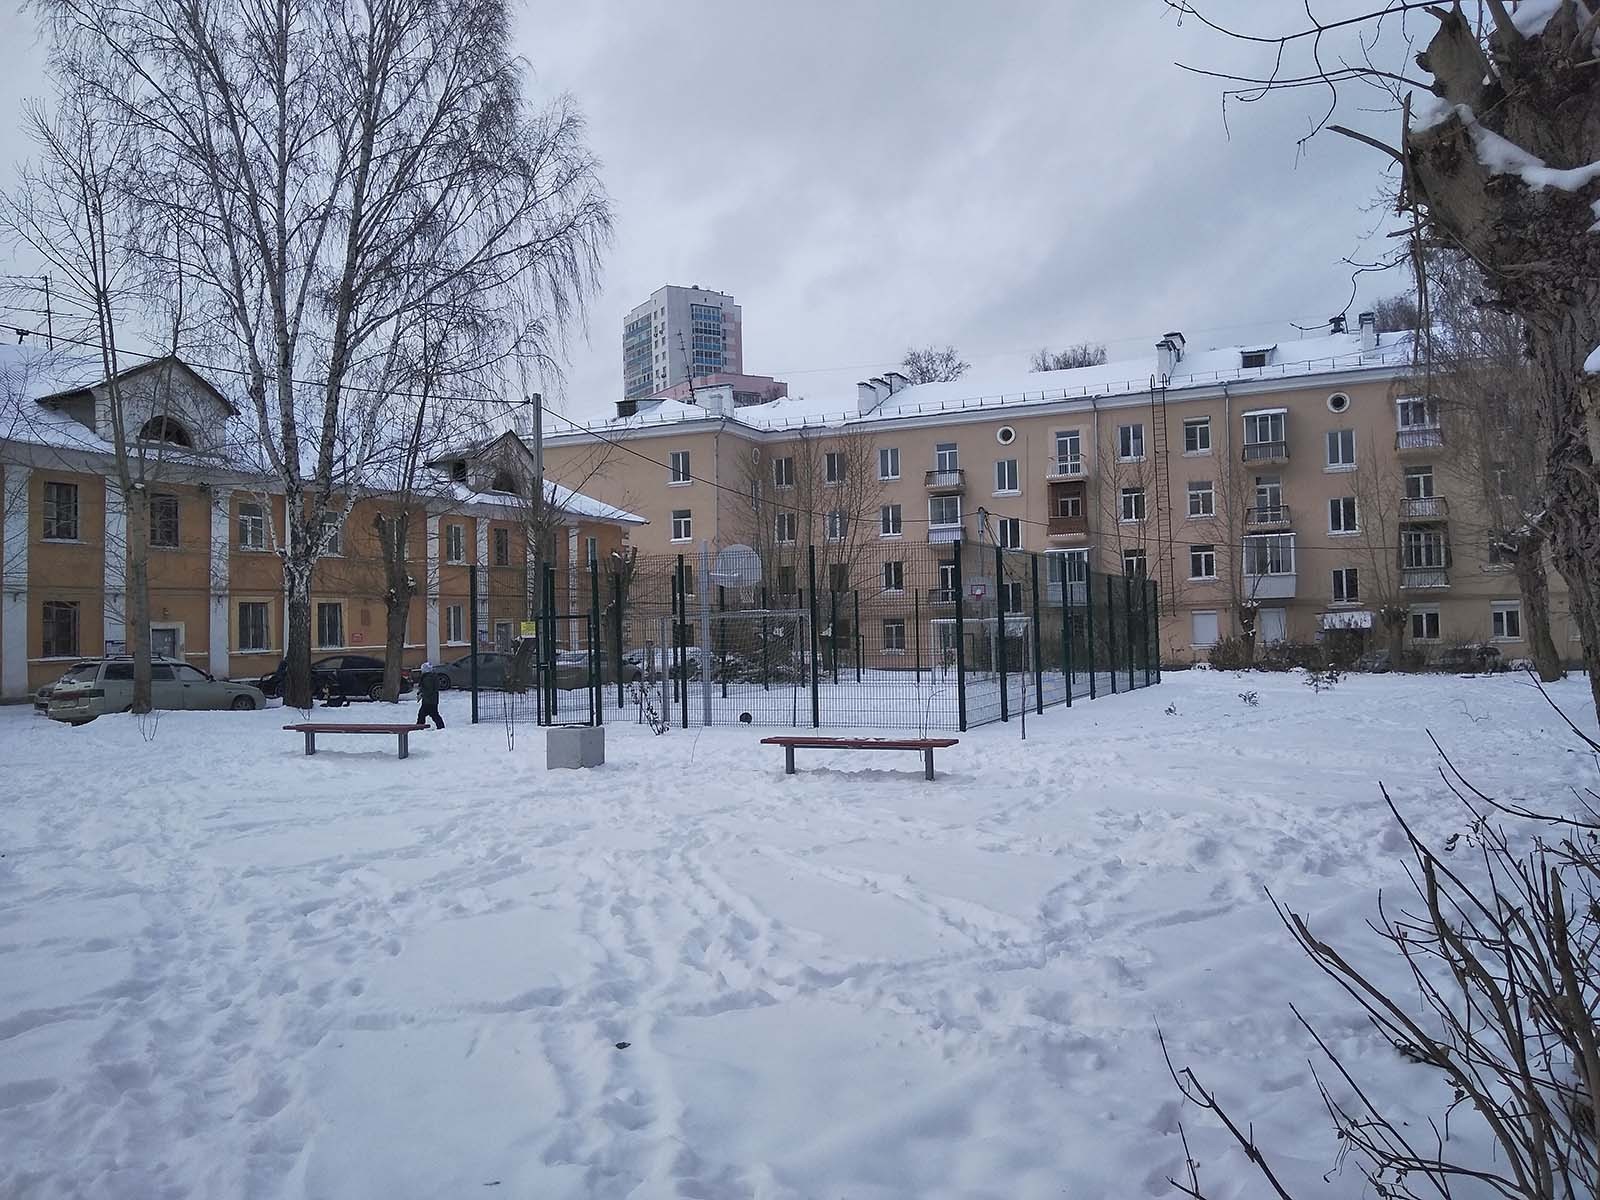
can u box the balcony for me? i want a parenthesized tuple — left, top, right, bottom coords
(1047, 514, 1088, 539)
(1045, 457, 1086, 481)
(1045, 581, 1089, 607)
(926, 587, 959, 606)
(1244, 504, 1291, 530)
(1401, 567, 1450, 589)
(1400, 496, 1448, 520)
(1396, 427, 1444, 452)
(927, 522, 963, 544)
(925, 468, 966, 492)
(1243, 572, 1297, 599)
(1241, 440, 1289, 464)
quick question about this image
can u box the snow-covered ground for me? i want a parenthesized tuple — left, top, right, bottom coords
(1, 670, 1592, 1199)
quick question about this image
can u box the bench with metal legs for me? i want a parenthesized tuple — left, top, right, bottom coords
(760, 735, 959, 780)
(283, 723, 425, 759)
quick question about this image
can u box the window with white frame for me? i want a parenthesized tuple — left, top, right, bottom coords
(1189, 544, 1216, 580)
(1492, 600, 1522, 641)
(1398, 396, 1440, 430)
(1183, 417, 1211, 454)
(671, 509, 692, 542)
(669, 449, 690, 484)
(446, 604, 464, 643)
(994, 458, 1019, 494)
(1402, 527, 1448, 568)
(1411, 607, 1441, 641)
(1122, 547, 1147, 577)
(1055, 490, 1083, 517)
(1001, 579, 1024, 612)
(586, 536, 598, 565)
(237, 501, 265, 550)
(1117, 423, 1145, 461)
(825, 509, 846, 541)
(1332, 567, 1359, 603)
(997, 516, 1022, 549)
(935, 442, 959, 473)
(1404, 465, 1434, 498)
(320, 512, 343, 556)
(1054, 429, 1082, 471)
(882, 618, 906, 652)
(316, 601, 344, 648)
(445, 523, 465, 563)
(825, 451, 845, 484)
(929, 494, 961, 527)
(1329, 496, 1358, 534)
(938, 561, 958, 598)
(773, 456, 795, 488)
(880, 503, 902, 537)
(1191, 610, 1220, 647)
(1120, 486, 1146, 522)
(775, 511, 797, 543)
(1326, 428, 1355, 469)
(878, 446, 900, 480)
(1243, 410, 1286, 447)
(1047, 548, 1089, 584)
(1244, 533, 1296, 576)
(1187, 480, 1214, 518)
(238, 601, 269, 651)
(882, 560, 904, 592)
(42, 481, 79, 541)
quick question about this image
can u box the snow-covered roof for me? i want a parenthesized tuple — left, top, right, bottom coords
(549, 328, 1419, 439)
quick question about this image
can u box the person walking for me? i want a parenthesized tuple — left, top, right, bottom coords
(415, 661, 445, 729)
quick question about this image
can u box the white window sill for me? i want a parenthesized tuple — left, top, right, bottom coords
(1328, 530, 1360, 538)
(445, 558, 466, 566)
(879, 476, 899, 483)
(667, 480, 692, 487)
(670, 538, 692, 545)
(879, 532, 903, 540)
(1186, 513, 1216, 521)
(1191, 642, 1218, 650)
(444, 639, 469, 647)
(992, 489, 1021, 498)
(1328, 599, 1362, 608)
(1120, 518, 1146, 525)
(31, 655, 83, 663)
(1118, 456, 1146, 465)
(41, 537, 86, 545)
(1324, 464, 1357, 473)
(776, 541, 796, 547)
(1188, 576, 1218, 584)
(1491, 635, 1523, 643)
(1182, 449, 1212, 458)
(237, 544, 269, 553)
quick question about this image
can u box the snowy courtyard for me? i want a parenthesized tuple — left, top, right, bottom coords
(1, 669, 1594, 1199)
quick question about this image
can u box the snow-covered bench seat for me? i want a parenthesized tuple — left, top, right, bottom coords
(283, 722, 426, 759)
(759, 735, 959, 781)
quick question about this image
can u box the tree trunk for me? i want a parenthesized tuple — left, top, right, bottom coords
(377, 509, 414, 703)
(284, 556, 314, 709)
(124, 488, 152, 713)
(1383, 612, 1407, 670)
(1512, 536, 1563, 683)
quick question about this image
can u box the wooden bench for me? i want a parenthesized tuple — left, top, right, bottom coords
(283, 722, 425, 759)
(760, 735, 960, 781)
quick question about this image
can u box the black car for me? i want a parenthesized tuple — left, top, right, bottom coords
(257, 654, 413, 702)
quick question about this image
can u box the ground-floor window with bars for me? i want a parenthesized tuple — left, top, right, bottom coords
(42, 601, 79, 658)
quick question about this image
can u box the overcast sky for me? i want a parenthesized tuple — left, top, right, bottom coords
(0, 1, 1413, 422)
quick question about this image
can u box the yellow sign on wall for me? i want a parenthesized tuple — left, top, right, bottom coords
(519, 621, 538, 638)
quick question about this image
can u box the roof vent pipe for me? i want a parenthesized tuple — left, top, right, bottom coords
(1358, 311, 1377, 352)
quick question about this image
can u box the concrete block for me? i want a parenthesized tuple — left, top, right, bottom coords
(546, 725, 606, 769)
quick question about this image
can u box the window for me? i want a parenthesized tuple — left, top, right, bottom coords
(445, 523, 465, 563)
(1187, 480, 1214, 518)
(994, 458, 1019, 494)
(320, 513, 342, 556)
(490, 469, 517, 494)
(316, 601, 344, 648)
(997, 516, 1022, 549)
(825, 510, 847, 541)
(41, 600, 78, 658)
(883, 618, 906, 652)
(775, 511, 797, 543)
(878, 447, 900, 480)
(446, 604, 464, 643)
(493, 527, 510, 566)
(1243, 410, 1286, 447)
(935, 443, 959, 473)
(1492, 601, 1522, 641)
(1054, 430, 1082, 472)
(1192, 611, 1220, 647)
(773, 456, 795, 488)
(777, 565, 797, 595)
(883, 560, 905, 592)
(1241, 349, 1269, 370)
(1326, 429, 1355, 469)
(1120, 486, 1146, 522)
(138, 415, 192, 447)
(1047, 549, 1089, 585)
(1122, 548, 1147, 577)
(1244, 533, 1296, 576)
(1000, 580, 1024, 612)
(825, 451, 845, 484)
(450, 460, 468, 483)
(930, 495, 961, 527)
(1403, 528, 1448, 569)
(1411, 607, 1441, 641)
(586, 536, 598, 565)
(880, 503, 902, 537)
(1329, 497, 1358, 534)
(1332, 567, 1359, 603)
(829, 562, 849, 592)
(150, 493, 180, 548)
(938, 561, 958, 599)
(1055, 491, 1083, 517)
(1398, 397, 1440, 429)
(1189, 544, 1216, 580)
(1183, 418, 1211, 454)
(238, 501, 265, 550)
(42, 481, 79, 541)
(238, 601, 269, 651)
(1404, 466, 1434, 499)
(669, 450, 691, 484)
(671, 509, 692, 542)
(1117, 423, 1145, 461)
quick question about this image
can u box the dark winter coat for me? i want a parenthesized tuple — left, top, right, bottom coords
(418, 671, 442, 704)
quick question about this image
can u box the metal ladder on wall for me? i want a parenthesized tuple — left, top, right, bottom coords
(1148, 376, 1177, 615)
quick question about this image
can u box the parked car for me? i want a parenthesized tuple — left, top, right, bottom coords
(47, 658, 267, 725)
(427, 652, 517, 691)
(257, 654, 413, 702)
(34, 659, 126, 709)
(1436, 643, 1503, 673)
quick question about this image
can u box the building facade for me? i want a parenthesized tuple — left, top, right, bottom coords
(622, 284, 744, 400)
(549, 318, 1570, 668)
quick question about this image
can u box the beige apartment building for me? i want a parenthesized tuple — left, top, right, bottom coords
(543, 316, 1567, 667)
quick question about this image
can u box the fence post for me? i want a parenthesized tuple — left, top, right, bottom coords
(612, 569, 625, 709)
(545, 563, 558, 722)
(1030, 553, 1044, 714)
(853, 589, 862, 682)
(590, 556, 603, 725)
(1062, 570, 1073, 708)
(830, 587, 839, 685)
(913, 588, 921, 685)
(953, 542, 967, 732)
(469, 564, 480, 725)
(1124, 572, 1137, 691)
(1149, 581, 1161, 685)
(807, 545, 821, 728)
(1105, 574, 1118, 695)
(761, 585, 770, 691)
(718, 584, 728, 700)
(1085, 568, 1097, 700)
(676, 555, 689, 729)
(995, 543, 1009, 722)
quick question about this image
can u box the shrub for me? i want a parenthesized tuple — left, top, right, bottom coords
(1207, 636, 1253, 671)
(1255, 641, 1325, 672)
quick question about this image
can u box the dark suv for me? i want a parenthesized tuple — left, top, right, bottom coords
(257, 654, 413, 701)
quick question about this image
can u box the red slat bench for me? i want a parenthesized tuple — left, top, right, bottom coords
(760, 735, 959, 781)
(284, 722, 426, 759)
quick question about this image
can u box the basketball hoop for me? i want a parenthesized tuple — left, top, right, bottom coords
(968, 583, 987, 600)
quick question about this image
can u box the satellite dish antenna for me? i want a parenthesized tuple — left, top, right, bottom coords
(710, 544, 763, 587)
